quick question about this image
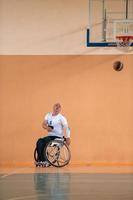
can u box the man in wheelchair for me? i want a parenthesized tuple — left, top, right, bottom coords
(35, 103, 71, 167)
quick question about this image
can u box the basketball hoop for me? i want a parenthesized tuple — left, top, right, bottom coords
(116, 35, 133, 50)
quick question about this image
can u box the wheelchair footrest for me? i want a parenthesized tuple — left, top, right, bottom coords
(35, 161, 51, 167)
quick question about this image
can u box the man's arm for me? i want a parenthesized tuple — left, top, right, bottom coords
(65, 137, 71, 146)
(63, 125, 71, 146)
(61, 116, 71, 146)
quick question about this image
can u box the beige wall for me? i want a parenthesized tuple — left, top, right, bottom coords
(0, 0, 88, 55)
(1, 0, 132, 55)
(0, 55, 133, 166)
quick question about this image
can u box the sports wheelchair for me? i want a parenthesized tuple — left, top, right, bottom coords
(34, 137, 71, 167)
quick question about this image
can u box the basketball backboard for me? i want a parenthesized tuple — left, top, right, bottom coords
(87, 0, 133, 47)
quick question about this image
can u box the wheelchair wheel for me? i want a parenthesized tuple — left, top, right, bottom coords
(45, 140, 71, 167)
(34, 148, 38, 162)
(34, 148, 42, 167)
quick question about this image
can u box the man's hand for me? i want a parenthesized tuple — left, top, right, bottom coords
(47, 126, 53, 132)
(65, 138, 71, 146)
(42, 121, 53, 132)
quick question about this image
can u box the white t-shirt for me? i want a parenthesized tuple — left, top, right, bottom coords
(44, 112, 70, 138)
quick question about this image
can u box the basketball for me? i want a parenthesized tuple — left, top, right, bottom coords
(113, 61, 124, 71)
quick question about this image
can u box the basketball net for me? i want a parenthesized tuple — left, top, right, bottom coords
(116, 35, 133, 51)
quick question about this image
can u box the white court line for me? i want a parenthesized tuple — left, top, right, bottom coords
(0, 167, 31, 179)
(7, 194, 45, 200)
(6, 192, 103, 200)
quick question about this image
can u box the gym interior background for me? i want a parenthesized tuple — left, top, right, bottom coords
(0, 55, 133, 166)
(0, 0, 133, 167)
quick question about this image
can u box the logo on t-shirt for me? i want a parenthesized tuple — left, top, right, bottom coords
(49, 121, 52, 125)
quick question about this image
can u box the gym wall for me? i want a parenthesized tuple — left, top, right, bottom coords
(0, 55, 133, 166)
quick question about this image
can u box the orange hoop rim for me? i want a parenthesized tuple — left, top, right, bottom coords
(116, 35, 133, 41)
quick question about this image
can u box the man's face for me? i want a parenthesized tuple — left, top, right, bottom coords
(53, 103, 61, 114)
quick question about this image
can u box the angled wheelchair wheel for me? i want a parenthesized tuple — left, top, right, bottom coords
(34, 148, 41, 167)
(45, 140, 71, 167)
(34, 148, 38, 162)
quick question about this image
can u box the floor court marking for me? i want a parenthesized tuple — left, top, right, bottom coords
(7, 194, 46, 200)
(0, 167, 31, 179)
(7, 192, 111, 200)
(7, 193, 83, 200)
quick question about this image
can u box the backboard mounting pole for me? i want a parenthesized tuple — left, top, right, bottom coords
(102, 0, 107, 42)
(88, 0, 92, 34)
(126, 0, 129, 19)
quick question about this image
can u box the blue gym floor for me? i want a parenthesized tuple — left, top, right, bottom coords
(0, 170, 133, 200)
